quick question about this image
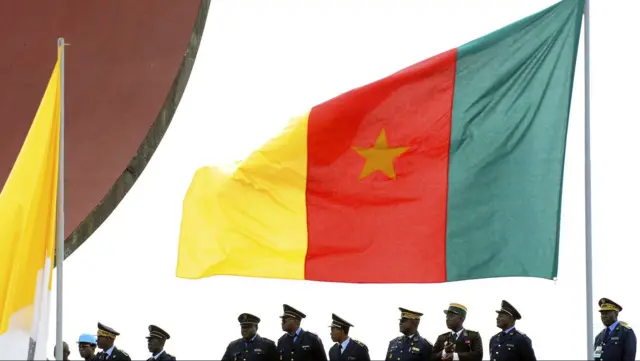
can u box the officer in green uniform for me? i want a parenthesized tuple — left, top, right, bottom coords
(488, 300, 536, 361)
(277, 304, 327, 361)
(222, 313, 278, 361)
(146, 325, 176, 360)
(95, 322, 131, 361)
(594, 298, 636, 361)
(386, 307, 433, 361)
(431, 303, 482, 361)
(327, 313, 370, 361)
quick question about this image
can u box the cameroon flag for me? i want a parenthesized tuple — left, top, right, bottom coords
(177, 0, 584, 283)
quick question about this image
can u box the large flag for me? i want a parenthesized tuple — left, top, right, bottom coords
(0, 50, 61, 359)
(177, 0, 584, 283)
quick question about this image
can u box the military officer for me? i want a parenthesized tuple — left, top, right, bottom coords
(222, 313, 278, 361)
(488, 300, 536, 361)
(95, 322, 131, 361)
(146, 325, 176, 360)
(77, 333, 98, 361)
(277, 304, 327, 361)
(431, 303, 482, 361)
(594, 297, 637, 361)
(327, 313, 370, 361)
(386, 307, 433, 361)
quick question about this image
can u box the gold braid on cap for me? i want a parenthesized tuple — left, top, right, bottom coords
(401, 312, 421, 320)
(600, 303, 621, 312)
(97, 329, 116, 338)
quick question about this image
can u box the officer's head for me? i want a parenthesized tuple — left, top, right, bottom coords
(77, 334, 97, 359)
(280, 304, 305, 333)
(495, 300, 521, 330)
(146, 325, 170, 354)
(398, 308, 422, 335)
(53, 341, 70, 361)
(96, 323, 118, 350)
(444, 303, 467, 331)
(238, 313, 260, 340)
(598, 298, 622, 326)
(329, 314, 352, 343)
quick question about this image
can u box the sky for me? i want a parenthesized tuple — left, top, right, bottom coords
(43, 0, 640, 360)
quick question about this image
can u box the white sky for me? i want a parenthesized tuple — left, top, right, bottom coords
(46, 0, 640, 360)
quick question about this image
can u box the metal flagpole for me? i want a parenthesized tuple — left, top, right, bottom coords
(582, 0, 594, 359)
(55, 37, 66, 361)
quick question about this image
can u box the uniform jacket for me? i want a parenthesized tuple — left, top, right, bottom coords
(222, 334, 278, 361)
(431, 329, 482, 361)
(594, 321, 637, 361)
(146, 350, 177, 361)
(277, 329, 327, 361)
(328, 338, 370, 361)
(95, 347, 131, 361)
(488, 329, 536, 361)
(386, 333, 433, 361)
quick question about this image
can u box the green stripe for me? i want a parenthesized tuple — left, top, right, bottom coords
(446, 0, 584, 282)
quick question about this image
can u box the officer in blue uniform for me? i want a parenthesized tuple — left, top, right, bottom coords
(146, 325, 176, 361)
(277, 304, 327, 361)
(327, 313, 370, 361)
(95, 323, 131, 361)
(386, 307, 433, 361)
(488, 300, 536, 361)
(593, 297, 637, 361)
(222, 313, 278, 361)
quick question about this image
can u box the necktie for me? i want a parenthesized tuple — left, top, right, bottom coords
(604, 327, 611, 341)
(340, 344, 343, 354)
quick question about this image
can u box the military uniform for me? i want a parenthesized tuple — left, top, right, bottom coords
(277, 304, 327, 361)
(431, 304, 482, 361)
(594, 298, 637, 361)
(146, 325, 176, 361)
(327, 313, 370, 361)
(386, 308, 433, 361)
(95, 323, 131, 361)
(222, 313, 278, 361)
(488, 301, 536, 361)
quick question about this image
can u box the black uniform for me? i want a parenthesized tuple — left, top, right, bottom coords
(386, 308, 433, 361)
(146, 325, 176, 361)
(95, 322, 132, 361)
(594, 298, 637, 361)
(488, 301, 536, 361)
(223, 313, 278, 361)
(431, 303, 482, 361)
(327, 313, 370, 361)
(277, 304, 327, 361)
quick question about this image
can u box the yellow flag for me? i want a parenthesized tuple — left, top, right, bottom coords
(0, 49, 61, 358)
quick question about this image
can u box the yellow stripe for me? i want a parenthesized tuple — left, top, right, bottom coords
(176, 112, 310, 280)
(0, 54, 61, 334)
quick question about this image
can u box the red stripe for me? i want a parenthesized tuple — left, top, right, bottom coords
(305, 49, 457, 283)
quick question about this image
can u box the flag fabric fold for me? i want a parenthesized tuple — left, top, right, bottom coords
(177, 0, 584, 283)
(0, 52, 61, 359)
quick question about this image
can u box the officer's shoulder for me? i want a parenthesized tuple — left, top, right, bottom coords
(464, 329, 480, 336)
(352, 339, 369, 350)
(621, 321, 633, 330)
(261, 336, 277, 345)
(389, 336, 403, 344)
(305, 330, 321, 339)
(437, 332, 450, 339)
(278, 334, 288, 342)
(513, 330, 531, 340)
(115, 348, 130, 357)
(164, 353, 176, 361)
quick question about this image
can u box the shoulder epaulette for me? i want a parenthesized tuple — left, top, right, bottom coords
(621, 321, 632, 329)
(306, 331, 319, 337)
(278, 334, 287, 341)
(353, 339, 368, 349)
(120, 349, 129, 357)
(464, 329, 478, 335)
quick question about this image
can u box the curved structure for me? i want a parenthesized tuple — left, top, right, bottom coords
(0, 0, 209, 259)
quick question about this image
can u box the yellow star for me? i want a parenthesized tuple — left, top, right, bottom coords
(352, 129, 409, 180)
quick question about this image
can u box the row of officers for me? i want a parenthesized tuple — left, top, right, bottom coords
(86, 298, 636, 361)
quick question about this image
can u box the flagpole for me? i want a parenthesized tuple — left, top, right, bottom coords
(583, 0, 594, 359)
(55, 37, 65, 361)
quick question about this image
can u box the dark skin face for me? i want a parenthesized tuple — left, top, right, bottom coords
(147, 337, 165, 354)
(600, 310, 618, 327)
(445, 312, 464, 332)
(241, 323, 258, 340)
(78, 343, 96, 360)
(399, 318, 419, 335)
(496, 312, 515, 331)
(54, 342, 70, 361)
(330, 327, 347, 343)
(281, 316, 300, 333)
(96, 335, 114, 350)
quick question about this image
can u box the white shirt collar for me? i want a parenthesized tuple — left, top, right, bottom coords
(105, 346, 115, 356)
(153, 350, 165, 359)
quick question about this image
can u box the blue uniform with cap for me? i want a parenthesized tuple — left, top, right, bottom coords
(488, 301, 536, 361)
(594, 298, 637, 361)
(95, 322, 131, 361)
(327, 313, 370, 361)
(146, 325, 176, 361)
(277, 304, 327, 361)
(386, 308, 433, 361)
(222, 313, 278, 361)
